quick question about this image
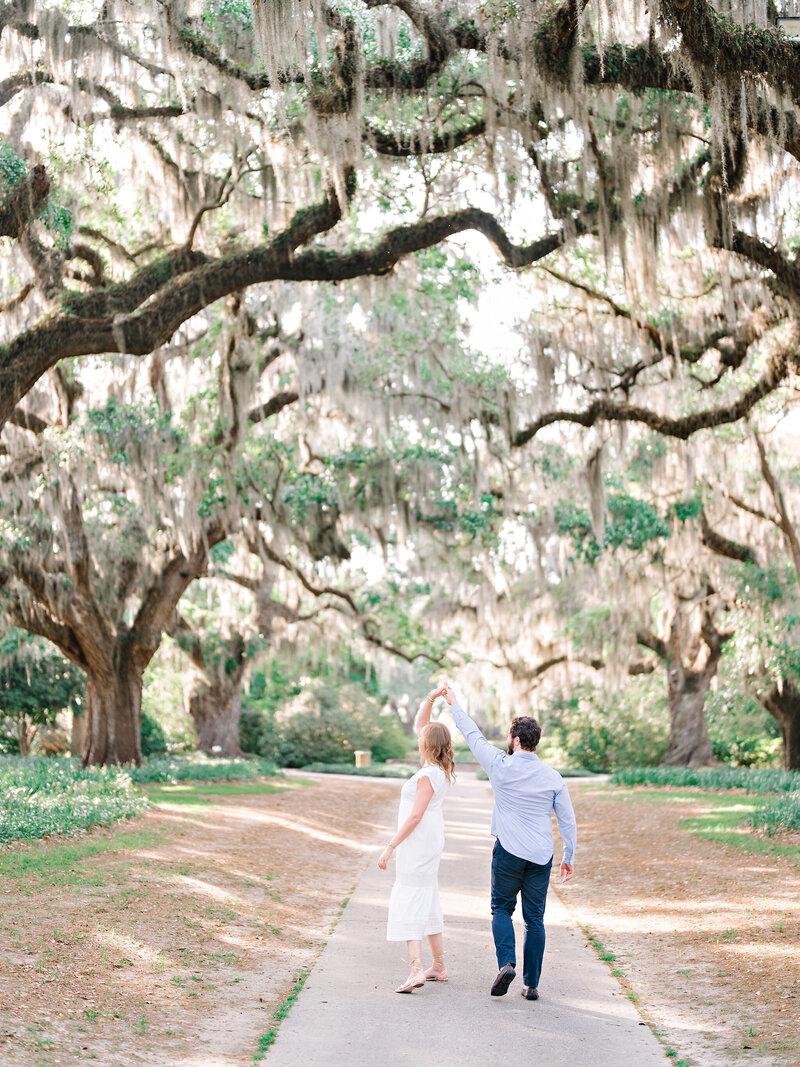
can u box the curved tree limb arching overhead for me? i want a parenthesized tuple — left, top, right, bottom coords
(0, 0, 799, 435)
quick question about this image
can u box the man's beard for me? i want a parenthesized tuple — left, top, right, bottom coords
(507, 742, 514, 755)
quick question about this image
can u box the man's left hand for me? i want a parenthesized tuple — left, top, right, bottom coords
(560, 862, 574, 882)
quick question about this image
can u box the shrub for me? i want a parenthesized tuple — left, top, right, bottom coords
(240, 679, 406, 767)
(128, 754, 276, 784)
(299, 762, 413, 778)
(711, 735, 782, 768)
(750, 793, 800, 835)
(610, 765, 800, 794)
(0, 756, 147, 842)
(539, 680, 668, 773)
(276, 707, 374, 767)
(140, 710, 168, 757)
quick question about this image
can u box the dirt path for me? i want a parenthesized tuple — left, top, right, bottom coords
(557, 782, 800, 1067)
(0, 776, 399, 1066)
(3, 775, 798, 1066)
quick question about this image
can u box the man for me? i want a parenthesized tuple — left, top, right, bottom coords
(443, 685, 576, 1001)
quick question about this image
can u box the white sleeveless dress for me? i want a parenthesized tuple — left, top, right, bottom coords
(386, 762, 449, 941)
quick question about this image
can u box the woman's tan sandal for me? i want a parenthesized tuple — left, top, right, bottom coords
(424, 955, 448, 982)
(395, 959, 426, 994)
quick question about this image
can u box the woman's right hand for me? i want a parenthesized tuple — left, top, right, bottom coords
(377, 844, 394, 870)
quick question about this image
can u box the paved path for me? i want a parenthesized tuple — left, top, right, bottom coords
(268, 773, 669, 1066)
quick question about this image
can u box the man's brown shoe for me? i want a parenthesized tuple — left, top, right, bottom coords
(521, 985, 539, 1000)
(490, 963, 516, 996)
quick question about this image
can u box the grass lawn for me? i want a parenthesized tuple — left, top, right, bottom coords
(141, 778, 311, 806)
(602, 785, 800, 864)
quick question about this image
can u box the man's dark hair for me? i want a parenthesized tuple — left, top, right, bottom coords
(510, 716, 542, 752)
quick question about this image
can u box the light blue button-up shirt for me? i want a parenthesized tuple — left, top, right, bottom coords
(451, 703, 577, 865)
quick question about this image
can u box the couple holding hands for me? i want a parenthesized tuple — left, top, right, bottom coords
(378, 684, 577, 1000)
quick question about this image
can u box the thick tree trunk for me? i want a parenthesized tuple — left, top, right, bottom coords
(665, 664, 716, 767)
(82, 646, 143, 766)
(70, 711, 86, 757)
(188, 678, 244, 757)
(760, 677, 800, 772)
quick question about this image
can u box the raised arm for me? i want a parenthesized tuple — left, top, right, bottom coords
(377, 775, 435, 870)
(414, 685, 446, 735)
(443, 685, 504, 776)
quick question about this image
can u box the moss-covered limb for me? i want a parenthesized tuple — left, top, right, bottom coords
(287, 206, 586, 278)
(0, 163, 49, 238)
(7, 406, 49, 434)
(0, 68, 53, 107)
(0, 1, 37, 41)
(66, 243, 106, 287)
(583, 43, 689, 93)
(664, 0, 800, 93)
(513, 347, 793, 446)
(635, 628, 669, 660)
(177, 26, 289, 90)
(247, 391, 300, 426)
(2, 592, 88, 670)
(534, 0, 592, 77)
(130, 520, 227, 670)
(753, 429, 800, 579)
(0, 205, 580, 429)
(364, 117, 487, 156)
(363, 0, 454, 81)
(725, 230, 800, 298)
(61, 249, 208, 318)
(272, 174, 351, 254)
(700, 510, 758, 565)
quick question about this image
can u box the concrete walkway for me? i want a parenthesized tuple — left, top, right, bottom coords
(268, 773, 669, 1066)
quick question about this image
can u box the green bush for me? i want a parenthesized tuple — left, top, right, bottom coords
(128, 754, 276, 784)
(0, 756, 147, 842)
(365, 717, 409, 763)
(240, 679, 407, 767)
(299, 762, 413, 778)
(538, 680, 668, 773)
(610, 765, 800, 794)
(140, 709, 168, 757)
(276, 707, 374, 767)
(711, 734, 781, 768)
(750, 793, 800, 835)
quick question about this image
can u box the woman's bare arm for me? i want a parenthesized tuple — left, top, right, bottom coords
(377, 775, 435, 870)
(414, 685, 445, 735)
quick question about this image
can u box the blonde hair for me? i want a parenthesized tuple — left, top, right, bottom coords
(419, 722, 456, 783)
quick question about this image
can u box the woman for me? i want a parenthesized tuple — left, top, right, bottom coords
(378, 685, 456, 993)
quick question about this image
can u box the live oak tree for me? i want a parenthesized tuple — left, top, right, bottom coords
(698, 427, 800, 770)
(3, 0, 800, 763)
(2, 0, 800, 446)
(0, 384, 235, 765)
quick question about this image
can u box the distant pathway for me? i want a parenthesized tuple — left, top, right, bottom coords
(267, 773, 669, 1066)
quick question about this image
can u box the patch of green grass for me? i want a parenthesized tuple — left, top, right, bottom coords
(143, 779, 306, 806)
(252, 971, 310, 1061)
(0, 828, 161, 883)
(610, 765, 799, 795)
(299, 762, 413, 778)
(128, 755, 277, 784)
(750, 792, 800, 835)
(679, 799, 800, 864)
(583, 928, 617, 963)
(593, 784, 800, 862)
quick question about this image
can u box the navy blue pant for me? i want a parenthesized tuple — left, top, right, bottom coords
(490, 839, 552, 989)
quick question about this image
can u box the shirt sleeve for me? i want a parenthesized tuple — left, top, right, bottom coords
(450, 703, 504, 776)
(553, 783, 577, 864)
(418, 765, 444, 791)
